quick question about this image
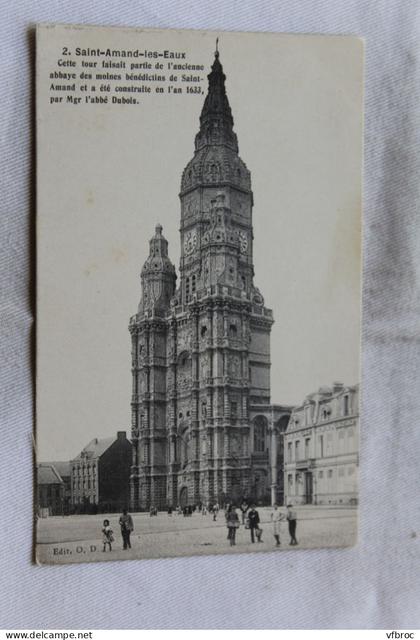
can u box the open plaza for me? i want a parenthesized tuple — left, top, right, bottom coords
(36, 505, 357, 564)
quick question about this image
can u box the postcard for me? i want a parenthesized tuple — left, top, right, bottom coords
(36, 23, 362, 563)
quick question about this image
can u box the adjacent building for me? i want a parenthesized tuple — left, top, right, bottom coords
(37, 463, 66, 516)
(50, 460, 71, 512)
(129, 48, 292, 510)
(71, 431, 132, 512)
(283, 383, 359, 506)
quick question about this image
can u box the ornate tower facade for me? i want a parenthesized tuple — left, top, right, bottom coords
(130, 49, 288, 511)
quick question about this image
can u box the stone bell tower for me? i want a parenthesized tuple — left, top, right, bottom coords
(130, 47, 281, 512)
(129, 224, 176, 510)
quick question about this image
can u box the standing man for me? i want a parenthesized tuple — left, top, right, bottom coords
(119, 508, 134, 550)
(248, 504, 262, 543)
(286, 503, 298, 545)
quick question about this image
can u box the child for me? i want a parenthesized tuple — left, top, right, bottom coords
(102, 519, 114, 552)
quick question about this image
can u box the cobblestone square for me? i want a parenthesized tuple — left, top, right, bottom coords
(36, 506, 357, 564)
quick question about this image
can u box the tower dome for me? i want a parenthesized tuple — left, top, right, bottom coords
(138, 224, 176, 316)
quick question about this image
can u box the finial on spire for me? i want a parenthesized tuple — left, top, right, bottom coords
(215, 37, 219, 58)
(155, 223, 163, 236)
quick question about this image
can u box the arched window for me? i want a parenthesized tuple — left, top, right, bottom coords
(253, 416, 267, 453)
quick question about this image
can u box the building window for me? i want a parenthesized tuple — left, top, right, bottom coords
(185, 277, 190, 302)
(229, 323, 237, 337)
(344, 395, 349, 416)
(231, 402, 238, 419)
(305, 437, 311, 459)
(200, 325, 207, 338)
(287, 442, 292, 462)
(253, 416, 267, 453)
(328, 469, 333, 479)
(318, 470, 323, 479)
(295, 440, 300, 461)
(338, 430, 345, 453)
(191, 275, 196, 294)
(319, 434, 324, 458)
(288, 474, 293, 492)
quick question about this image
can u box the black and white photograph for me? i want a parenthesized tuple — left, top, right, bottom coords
(36, 24, 362, 564)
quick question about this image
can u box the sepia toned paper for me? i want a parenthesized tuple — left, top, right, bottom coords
(36, 23, 363, 564)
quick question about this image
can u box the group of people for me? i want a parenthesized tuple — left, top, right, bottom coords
(225, 503, 298, 548)
(101, 508, 134, 552)
(101, 503, 299, 552)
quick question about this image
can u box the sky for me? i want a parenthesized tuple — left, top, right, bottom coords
(37, 25, 362, 461)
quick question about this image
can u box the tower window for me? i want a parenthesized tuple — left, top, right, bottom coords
(229, 323, 237, 336)
(253, 416, 267, 453)
(185, 277, 190, 302)
(201, 325, 208, 338)
(192, 275, 196, 293)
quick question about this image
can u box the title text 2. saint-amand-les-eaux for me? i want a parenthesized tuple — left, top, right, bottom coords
(129, 48, 292, 511)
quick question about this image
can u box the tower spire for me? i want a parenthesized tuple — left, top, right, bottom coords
(194, 47, 238, 153)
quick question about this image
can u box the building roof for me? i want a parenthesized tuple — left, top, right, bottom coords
(49, 461, 71, 478)
(37, 464, 64, 485)
(73, 435, 119, 461)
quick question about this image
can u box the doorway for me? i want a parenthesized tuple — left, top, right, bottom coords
(179, 486, 189, 508)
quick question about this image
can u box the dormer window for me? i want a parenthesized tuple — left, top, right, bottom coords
(344, 395, 349, 416)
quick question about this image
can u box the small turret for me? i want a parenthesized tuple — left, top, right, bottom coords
(138, 224, 176, 316)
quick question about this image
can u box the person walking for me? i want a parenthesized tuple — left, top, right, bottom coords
(225, 505, 240, 546)
(286, 503, 298, 545)
(212, 502, 219, 521)
(102, 519, 114, 552)
(270, 504, 285, 546)
(240, 500, 249, 525)
(248, 504, 263, 543)
(119, 508, 134, 550)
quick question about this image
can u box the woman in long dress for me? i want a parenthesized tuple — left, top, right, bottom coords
(270, 504, 285, 546)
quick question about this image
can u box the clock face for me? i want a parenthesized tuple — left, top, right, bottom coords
(238, 231, 248, 253)
(184, 231, 197, 255)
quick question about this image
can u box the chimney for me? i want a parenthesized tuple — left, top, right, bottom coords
(333, 382, 344, 394)
(117, 431, 126, 440)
